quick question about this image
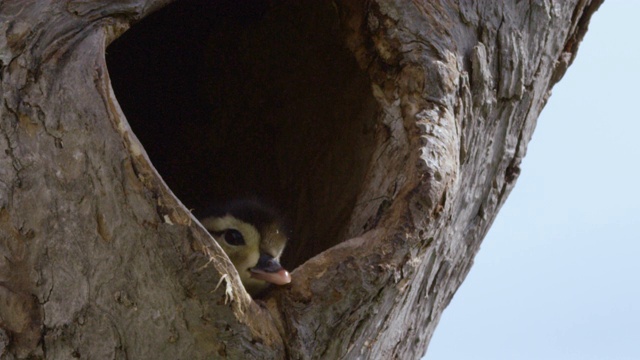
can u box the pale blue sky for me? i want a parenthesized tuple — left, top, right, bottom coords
(426, 2, 640, 359)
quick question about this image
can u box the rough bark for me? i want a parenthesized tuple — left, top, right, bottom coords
(0, 0, 601, 359)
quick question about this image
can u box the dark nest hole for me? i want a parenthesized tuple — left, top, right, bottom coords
(106, 0, 378, 268)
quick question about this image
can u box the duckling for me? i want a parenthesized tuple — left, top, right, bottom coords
(200, 200, 291, 295)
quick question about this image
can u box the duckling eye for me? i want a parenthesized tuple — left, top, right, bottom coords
(224, 229, 245, 246)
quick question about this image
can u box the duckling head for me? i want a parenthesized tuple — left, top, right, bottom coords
(200, 200, 291, 295)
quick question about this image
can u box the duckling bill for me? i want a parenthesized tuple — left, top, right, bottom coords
(200, 200, 291, 295)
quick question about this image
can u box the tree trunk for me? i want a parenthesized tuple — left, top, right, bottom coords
(0, 0, 601, 359)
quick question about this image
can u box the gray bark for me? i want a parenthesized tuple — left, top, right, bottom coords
(0, 0, 602, 359)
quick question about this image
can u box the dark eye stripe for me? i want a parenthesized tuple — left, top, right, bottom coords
(223, 229, 245, 246)
(208, 229, 246, 246)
